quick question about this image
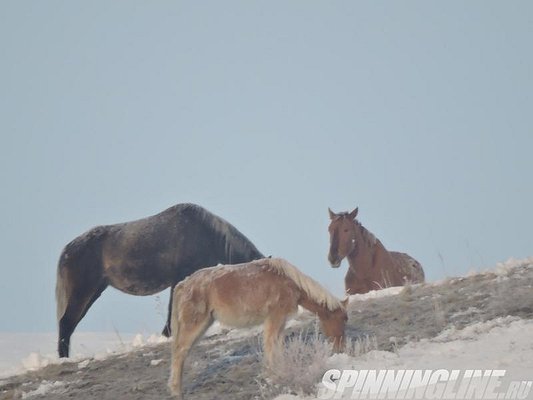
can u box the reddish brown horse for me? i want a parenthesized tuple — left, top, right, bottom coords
(328, 208, 424, 295)
(168, 257, 348, 399)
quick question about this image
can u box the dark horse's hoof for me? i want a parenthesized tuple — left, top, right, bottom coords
(58, 338, 69, 358)
(161, 324, 171, 338)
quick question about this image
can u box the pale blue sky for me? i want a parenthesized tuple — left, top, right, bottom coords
(1, 1, 532, 333)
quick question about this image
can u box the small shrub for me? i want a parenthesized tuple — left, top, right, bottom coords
(433, 296, 446, 328)
(344, 335, 378, 357)
(258, 326, 332, 397)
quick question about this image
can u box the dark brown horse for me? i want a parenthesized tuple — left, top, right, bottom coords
(327, 207, 424, 295)
(56, 203, 263, 357)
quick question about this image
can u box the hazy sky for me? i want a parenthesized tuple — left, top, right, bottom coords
(1, 1, 532, 333)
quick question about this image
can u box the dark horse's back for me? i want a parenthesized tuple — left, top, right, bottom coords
(56, 203, 263, 357)
(98, 203, 263, 295)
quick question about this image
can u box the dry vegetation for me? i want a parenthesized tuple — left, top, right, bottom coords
(2, 264, 533, 400)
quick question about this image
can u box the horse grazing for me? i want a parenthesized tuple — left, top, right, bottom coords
(56, 203, 263, 358)
(328, 207, 425, 295)
(168, 257, 348, 399)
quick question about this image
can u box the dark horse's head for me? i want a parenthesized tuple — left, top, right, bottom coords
(327, 207, 359, 268)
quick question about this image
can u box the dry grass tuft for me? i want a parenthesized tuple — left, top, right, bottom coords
(345, 334, 378, 357)
(399, 283, 413, 301)
(258, 325, 332, 398)
(432, 295, 446, 328)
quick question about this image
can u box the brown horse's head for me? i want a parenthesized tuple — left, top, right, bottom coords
(320, 298, 348, 353)
(327, 207, 359, 268)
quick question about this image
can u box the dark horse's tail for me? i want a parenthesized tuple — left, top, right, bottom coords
(55, 254, 69, 324)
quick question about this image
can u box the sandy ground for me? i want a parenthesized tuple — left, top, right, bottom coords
(1, 264, 532, 400)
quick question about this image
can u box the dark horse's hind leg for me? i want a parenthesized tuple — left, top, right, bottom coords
(58, 282, 108, 357)
(162, 284, 176, 337)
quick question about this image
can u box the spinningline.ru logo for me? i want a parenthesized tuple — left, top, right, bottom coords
(317, 369, 532, 399)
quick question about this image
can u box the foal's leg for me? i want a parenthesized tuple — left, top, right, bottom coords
(58, 280, 108, 358)
(263, 313, 287, 368)
(168, 313, 213, 399)
(161, 284, 176, 337)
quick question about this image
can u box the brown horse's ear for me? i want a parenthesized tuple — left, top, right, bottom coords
(341, 297, 349, 309)
(328, 208, 337, 220)
(348, 208, 359, 220)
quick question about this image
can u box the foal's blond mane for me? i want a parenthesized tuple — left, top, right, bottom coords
(266, 258, 343, 311)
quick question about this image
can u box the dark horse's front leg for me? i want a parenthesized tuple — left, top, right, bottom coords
(162, 284, 176, 337)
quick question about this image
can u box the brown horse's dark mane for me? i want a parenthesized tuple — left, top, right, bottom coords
(353, 219, 378, 249)
(333, 212, 377, 249)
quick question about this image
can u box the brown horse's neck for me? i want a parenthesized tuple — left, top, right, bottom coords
(347, 229, 389, 279)
(344, 225, 403, 294)
(347, 244, 369, 279)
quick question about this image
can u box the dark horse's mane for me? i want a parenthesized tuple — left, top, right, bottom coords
(180, 203, 264, 261)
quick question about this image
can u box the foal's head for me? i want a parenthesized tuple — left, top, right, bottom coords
(320, 298, 348, 353)
(327, 207, 359, 268)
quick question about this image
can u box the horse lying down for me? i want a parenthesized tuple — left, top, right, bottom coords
(168, 257, 348, 399)
(327, 207, 425, 295)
